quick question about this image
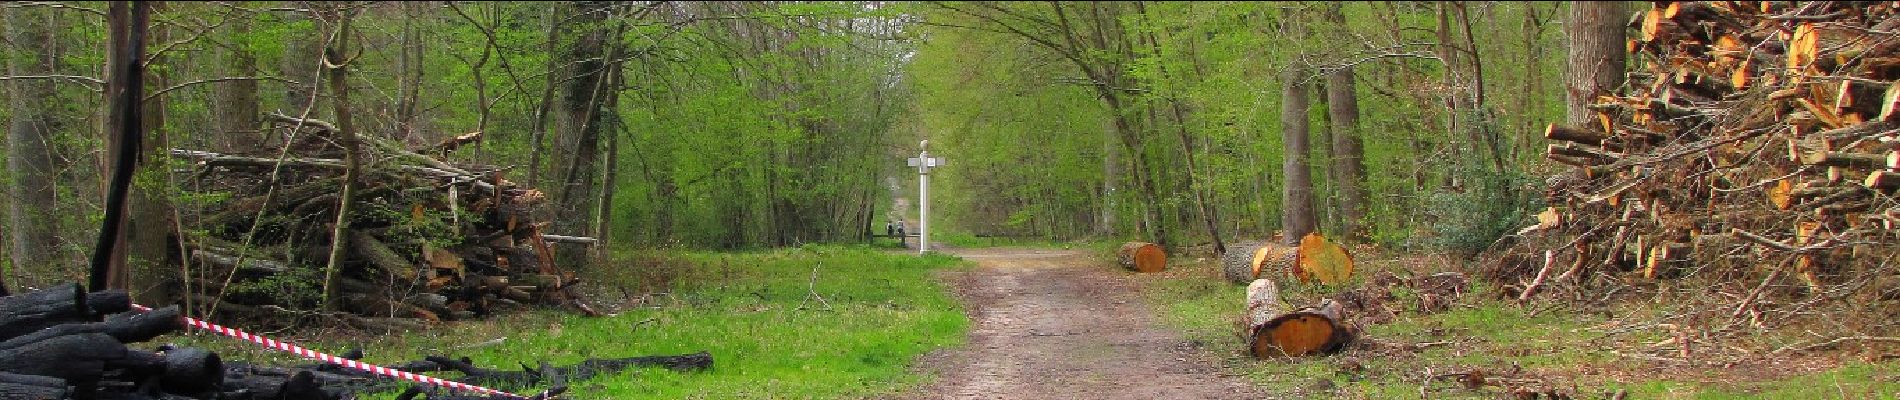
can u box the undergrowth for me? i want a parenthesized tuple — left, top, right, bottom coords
(1140, 254, 1900, 399)
(171, 245, 970, 399)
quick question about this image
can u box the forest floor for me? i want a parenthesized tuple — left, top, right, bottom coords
(1140, 250, 1900, 399)
(901, 248, 1264, 399)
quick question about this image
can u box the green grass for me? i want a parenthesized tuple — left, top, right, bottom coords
(173, 245, 971, 399)
(1140, 258, 1900, 399)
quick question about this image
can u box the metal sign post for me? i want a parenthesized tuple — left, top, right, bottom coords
(906, 140, 943, 255)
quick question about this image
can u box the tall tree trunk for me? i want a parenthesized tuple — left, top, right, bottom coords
(319, 5, 359, 312)
(1279, 67, 1316, 246)
(126, 2, 176, 305)
(552, 1, 611, 258)
(1098, 118, 1118, 236)
(1327, 66, 1367, 241)
(528, 3, 561, 188)
(395, 1, 424, 146)
(1563, 1, 1628, 127)
(3, 3, 63, 292)
(283, 12, 321, 113)
(216, 18, 260, 151)
(95, 1, 150, 292)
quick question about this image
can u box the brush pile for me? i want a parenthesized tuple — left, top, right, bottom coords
(169, 113, 598, 329)
(1519, 1, 1899, 298)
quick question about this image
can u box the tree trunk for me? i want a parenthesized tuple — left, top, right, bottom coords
(127, 2, 176, 305)
(216, 17, 261, 151)
(1326, 66, 1367, 241)
(1564, 1, 1629, 127)
(3, 4, 62, 292)
(282, 12, 321, 113)
(396, 1, 425, 146)
(552, 1, 611, 255)
(1098, 118, 1119, 236)
(319, 6, 360, 312)
(1280, 67, 1316, 246)
(95, 1, 151, 293)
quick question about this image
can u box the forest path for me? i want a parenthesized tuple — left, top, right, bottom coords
(899, 248, 1264, 399)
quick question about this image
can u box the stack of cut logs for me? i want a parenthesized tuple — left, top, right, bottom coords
(1530, 1, 1900, 292)
(0, 283, 710, 400)
(171, 113, 598, 329)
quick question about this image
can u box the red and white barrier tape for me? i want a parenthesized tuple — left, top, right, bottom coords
(131, 304, 524, 398)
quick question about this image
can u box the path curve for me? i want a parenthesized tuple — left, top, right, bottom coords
(900, 248, 1264, 399)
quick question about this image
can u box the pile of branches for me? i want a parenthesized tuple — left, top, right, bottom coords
(170, 113, 598, 329)
(1512, 1, 1899, 300)
(0, 284, 710, 400)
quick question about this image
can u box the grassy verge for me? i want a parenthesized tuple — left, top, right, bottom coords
(175, 245, 970, 399)
(1141, 257, 1900, 399)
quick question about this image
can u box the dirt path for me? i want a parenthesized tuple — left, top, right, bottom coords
(901, 248, 1264, 399)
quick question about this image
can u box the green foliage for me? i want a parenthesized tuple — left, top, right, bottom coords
(182, 245, 970, 400)
(1420, 142, 1544, 256)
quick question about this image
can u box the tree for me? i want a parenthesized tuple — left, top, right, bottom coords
(3, 2, 64, 294)
(1322, 3, 1367, 241)
(1326, 66, 1366, 241)
(550, 1, 613, 258)
(1279, 65, 1316, 246)
(94, 1, 151, 293)
(124, 1, 176, 305)
(1563, 2, 1627, 128)
(318, 2, 360, 311)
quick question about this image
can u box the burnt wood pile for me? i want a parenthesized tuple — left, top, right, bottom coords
(0, 284, 711, 400)
(168, 113, 599, 328)
(1518, 1, 1900, 296)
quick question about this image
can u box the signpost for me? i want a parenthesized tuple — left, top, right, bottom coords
(906, 140, 943, 254)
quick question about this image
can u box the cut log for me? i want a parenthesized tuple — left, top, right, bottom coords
(0, 305, 182, 350)
(1293, 233, 1354, 285)
(0, 283, 92, 341)
(161, 347, 224, 395)
(1882, 80, 1899, 121)
(1221, 241, 1295, 284)
(0, 372, 67, 400)
(1799, 151, 1887, 168)
(1545, 124, 1610, 145)
(352, 231, 419, 281)
(1867, 170, 1900, 190)
(541, 234, 598, 245)
(1243, 278, 1353, 358)
(1837, 79, 1888, 118)
(0, 332, 127, 383)
(1116, 242, 1167, 273)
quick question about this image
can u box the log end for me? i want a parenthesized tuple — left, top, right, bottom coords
(1251, 312, 1347, 358)
(1118, 242, 1167, 273)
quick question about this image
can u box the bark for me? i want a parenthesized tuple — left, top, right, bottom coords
(1326, 67, 1367, 241)
(127, 1, 176, 306)
(1564, 1, 1629, 127)
(395, 1, 425, 146)
(95, 1, 151, 293)
(320, 6, 360, 312)
(216, 17, 261, 151)
(3, 4, 61, 292)
(1280, 66, 1317, 245)
(283, 12, 322, 112)
(552, 1, 611, 255)
(1098, 118, 1119, 235)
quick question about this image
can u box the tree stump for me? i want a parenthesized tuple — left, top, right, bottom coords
(1116, 242, 1167, 273)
